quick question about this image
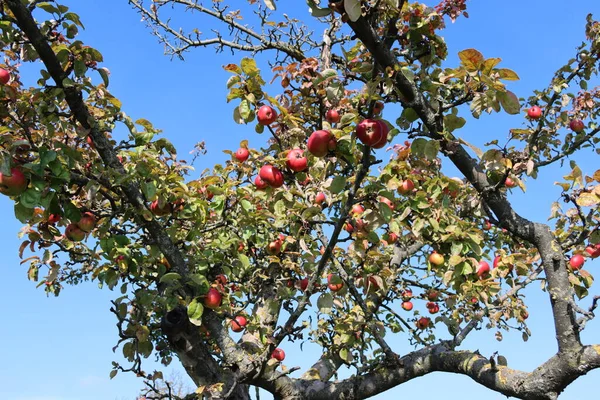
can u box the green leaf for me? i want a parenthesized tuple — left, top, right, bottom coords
(329, 176, 346, 194)
(20, 189, 41, 209)
(37, 2, 60, 14)
(313, 69, 337, 86)
(498, 90, 521, 115)
(98, 68, 110, 87)
(240, 58, 259, 77)
(344, 0, 362, 22)
(159, 272, 181, 284)
(187, 298, 204, 326)
(444, 114, 466, 133)
(14, 202, 34, 223)
(424, 140, 440, 160)
(64, 201, 82, 222)
(307, 0, 332, 17)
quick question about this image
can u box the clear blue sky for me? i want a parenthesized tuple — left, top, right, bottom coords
(1, 1, 599, 399)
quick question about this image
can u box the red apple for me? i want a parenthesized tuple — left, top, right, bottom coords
(0, 68, 10, 85)
(483, 220, 492, 230)
(0, 167, 27, 196)
(271, 348, 285, 362)
(254, 175, 268, 189)
(401, 301, 413, 311)
(429, 251, 444, 266)
(327, 274, 344, 292)
(299, 278, 309, 292)
(351, 204, 365, 215)
(427, 290, 440, 301)
(230, 315, 248, 333)
(215, 274, 228, 285)
(397, 179, 415, 195)
(378, 196, 395, 210)
(86, 135, 95, 149)
(204, 288, 222, 309)
(307, 130, 333, 157)
(569, 119, 585, 133)
(371, 120, 389, 149)
(267, 239, 283, 255)
(259, 164, 284, 188)
(344, 222, 354, 233)
(402, 289, 413, 300)
(286, 148, 308, 172)
(77, 212, 96, 233)
(315, 192, 326, 205)
(355, 119, 387, 147)
(416, 317, 430, 330)
(325, 109, 341, 123)
(386, 232, 398, 244)
(493, 255, 501, 269)
(505, 177, 517, 188)
(527, 105, 542, 120)
(48, 214, 61, 224)
(150, 200, 172, 217)
(234, 148, 249, 162)
(569, 254, 585, 270)
(65, 223, 85, 242)
(585, 244, 600, 258)
(257, 105, 277, 126)
(477, 260, 491, 278)
(328, 138, 337, 151)
(427, 302, 440, 314)
(373, 101, 384, 115)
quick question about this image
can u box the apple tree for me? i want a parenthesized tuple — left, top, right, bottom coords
(1, 0, 600, 399)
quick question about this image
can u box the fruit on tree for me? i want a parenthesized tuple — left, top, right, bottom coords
(493, 255, 501, 269)
(483, 220, 492, 230)
(299, 278, 309, 292)
(307, 130, 333, 157)
(385, 232, 398, 244)
(48, 214, 61, 224)
(325, 109, 341, 123)
(373, 101, 384, 115)
(351, 204, 365, 215)
(427, 302, 440, 314)
(257, 105, 277, 125)
(505, 177, 517, 188)
(427, 290, 440, 301)
(0, 167, 27, 196)
(569, 254, 585, 270)
(77, 212, 96, 233)
(429, 251, 445, 266)
(267, 238, 283, 255)
(254, 175, 268, 189)
(0, 68, 10, 85)
(569, 119, 585, 132)
(378, 196, 395, 210)
(477, 260, 491, 278)
(286, 148, 308, 172)
(416, 317, 430, 330)
(402, 289, 413, 300)
(230, 315, 248, 333)
(527, 105, 542, 120)
(234, 148, 249, 162)
(271, 348, 285, 362)
(585, 244, 600, 258)
(259, 164, 284, 188)
(204, 288, 222, 309)
(355, 119, 388, 147)
(397, 179, 415, 195)
(315, 192, 326, 205)
(65, 223, 85, 242)
(327, 274, 344, 292)
(401, 301, 413, 311)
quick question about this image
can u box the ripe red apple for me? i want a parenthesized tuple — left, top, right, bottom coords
(286, 148, 308, 172)
(397, 179, 415, 195)
(230, 315, 248, 333)
(378, 196, 395, 210)
(427, 290, 440, 301)
(315, 192, 326, 205)
(493, 255, 501, 269)
(299, 278, 309, 292)
(416, 317, 430, 330)
(527, 105, 542, 120)
(344, 222, 354, 233)
(429, 251, 444, 266)
(77, 212, 96, 233)
(150, 199, 172, 216)
(373, 101, 384, 115)
(426, 302, 440, 314)
(254, 175, 268, 189)
(569, 254, 585, 270)
(204, 288, 222, 309)
(325, 109, 341, 123)
(483, 220, 492, 230)
(401, 301, 413, 311)
(259, 164, 284, 188)
(65, 223, 85, 242)
(257, 105, 277, 125)
(215, 274, 228, 285)
(504, 177, 517, 188)
(351, 204, 365, 215)
(267, 239, 283, 255)
(355, 119, 387, 147)
(234, 148, 249, 162)
(271, 348, 285, 362)
(477, 260, 491, 278)
(569, 119, 585, 132)
(386, 232, 398, 244)
(307, 130, 333, 157)
(48, 214, 61, 224)
(0, 167, 28, 196)
(0, 68, 10, 85)
(328, 138, 337, 151)
(585, 244, 600, 258)
(327, 274, 344, 292)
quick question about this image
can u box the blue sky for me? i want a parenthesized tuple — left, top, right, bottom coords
(1, 1, 599, 399)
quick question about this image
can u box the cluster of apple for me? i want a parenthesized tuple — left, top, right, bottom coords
(527, 105, 586, 132)
(568, 244, 600, 271)
(64, 212, 97, 242)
